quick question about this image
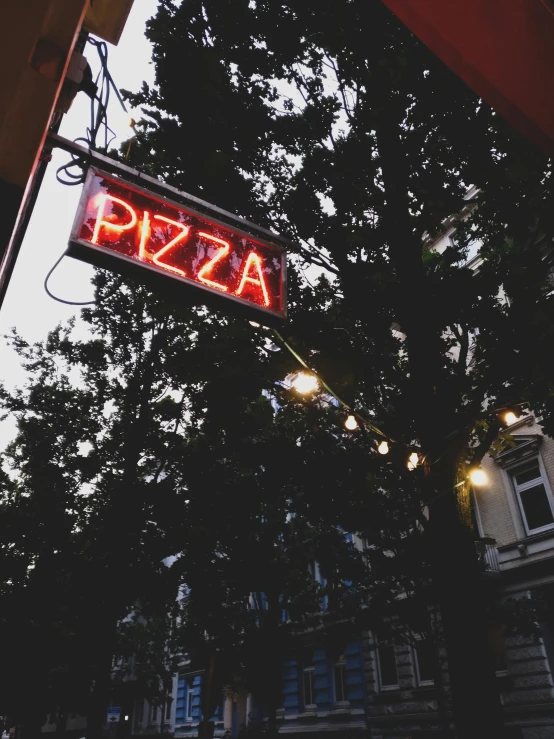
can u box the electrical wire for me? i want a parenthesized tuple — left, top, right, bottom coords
(44, 251, 96, 306)
(56, 36, 129, 187)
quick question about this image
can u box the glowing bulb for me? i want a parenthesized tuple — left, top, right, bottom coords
(292, 372, 319, 394)
(407, 452, 419, 470)
(504, 411, 517, 426)
(249, 321, 261, 328)
(469, 468, 487, 486)
(345, 415, 358, 431)
(378, 440, 389, 455)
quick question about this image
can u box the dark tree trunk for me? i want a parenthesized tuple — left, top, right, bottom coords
(426, 458, 504, 739)
(87, 642, 116, 739)
(198, 722, 215, 739)
(372, 74, 506, 738)
(56, 713, 67, 737)
(18, 716, 44, 739)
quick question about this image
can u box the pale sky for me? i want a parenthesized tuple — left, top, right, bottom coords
(0, 0, 158, 450)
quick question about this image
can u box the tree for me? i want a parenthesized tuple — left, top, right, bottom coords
(170, 380, 378, 735)
(150, 298, 455, 736)
(122, 1, 554, 737)
(0, 274, 218, 738)
(1, 267, 434, 738)
(1, 270, 390, 739)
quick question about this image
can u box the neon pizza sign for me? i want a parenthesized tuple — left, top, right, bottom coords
(69, 169, 287, 320)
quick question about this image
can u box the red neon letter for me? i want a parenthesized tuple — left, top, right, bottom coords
(92, 194, 138, 244)
(236, 252, 270, 307)
(197, 232, 230, 292)
(150, 215, 190, 276)
(138, 211, 151, 261)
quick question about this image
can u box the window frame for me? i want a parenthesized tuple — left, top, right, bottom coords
(134, 699, 144, 728)
(413, 638, 435, 687)
(509, 455, 554, 535)
(376, 639, 399, 692)
(333, 659, 349, 704)
(302, 666, 316, 708)
(176, 674, 197, 725)
(186, 684, 194, 721)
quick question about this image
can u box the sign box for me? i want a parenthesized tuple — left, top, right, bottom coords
(69, 169, 287, 321)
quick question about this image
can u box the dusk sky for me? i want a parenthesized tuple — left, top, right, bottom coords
(0, 0, 157, 450)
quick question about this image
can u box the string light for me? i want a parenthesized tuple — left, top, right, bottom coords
(292, 372, 319, 395)
(407, 452, 419, 470)
(504, 411, 518, 426)
(378, 440, 389, 455)
(469, 467, 487, 486)
(345, 415, 358, 431)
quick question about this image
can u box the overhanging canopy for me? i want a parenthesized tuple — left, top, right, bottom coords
(381, 0, 554, 155)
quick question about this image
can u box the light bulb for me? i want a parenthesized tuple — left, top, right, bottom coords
(292, 372, 319, 394)
(378, 440, 389, 455)
(469, 467, 487, 486)
(249, 321, 261, 328)
(504, 411, 518, 426)
(345, 414, 358, 431)
(407, 452, 419, 470)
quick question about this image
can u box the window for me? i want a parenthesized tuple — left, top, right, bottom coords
(176, 676, 196, 724)
(186, 688, 194, 720)
(150, 704, 158, 724)
(413, 639, 435, 686)
(511, 459, 554, 534)
(377, 641, 398, 690)
(165, 698, 172, 721)
(333, 660, 347, 703)
(488, 622, 507, 674)
(303, 667, 315, 707)
(134, 700, 144, 728)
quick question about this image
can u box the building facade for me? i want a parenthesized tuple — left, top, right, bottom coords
(127, 413, 554, 738)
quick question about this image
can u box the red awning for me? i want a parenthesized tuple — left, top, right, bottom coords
(381, 0, 554, 155)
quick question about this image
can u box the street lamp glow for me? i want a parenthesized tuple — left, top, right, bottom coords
(469, 467, 487, 486)
(377, 440, 389, 455)
(504, 411, 518, 426)
(345, 414, 358, 431)
(292, 372, 319, 394)
(407, 452, 419, 470)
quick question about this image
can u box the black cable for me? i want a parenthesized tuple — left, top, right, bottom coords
(56, 36, 129, 185)
(44, 251, 96, 306)
(88, 38, 128, 113)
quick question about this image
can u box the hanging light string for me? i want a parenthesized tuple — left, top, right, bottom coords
(269, 326, 494, 489)
(271, 328, 395, 444)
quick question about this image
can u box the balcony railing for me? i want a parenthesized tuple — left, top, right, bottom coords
(475, 537, 500, 573)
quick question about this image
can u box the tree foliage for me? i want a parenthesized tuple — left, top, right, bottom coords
(1, 2, 553, 738)
(120, 2, 553, 737)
